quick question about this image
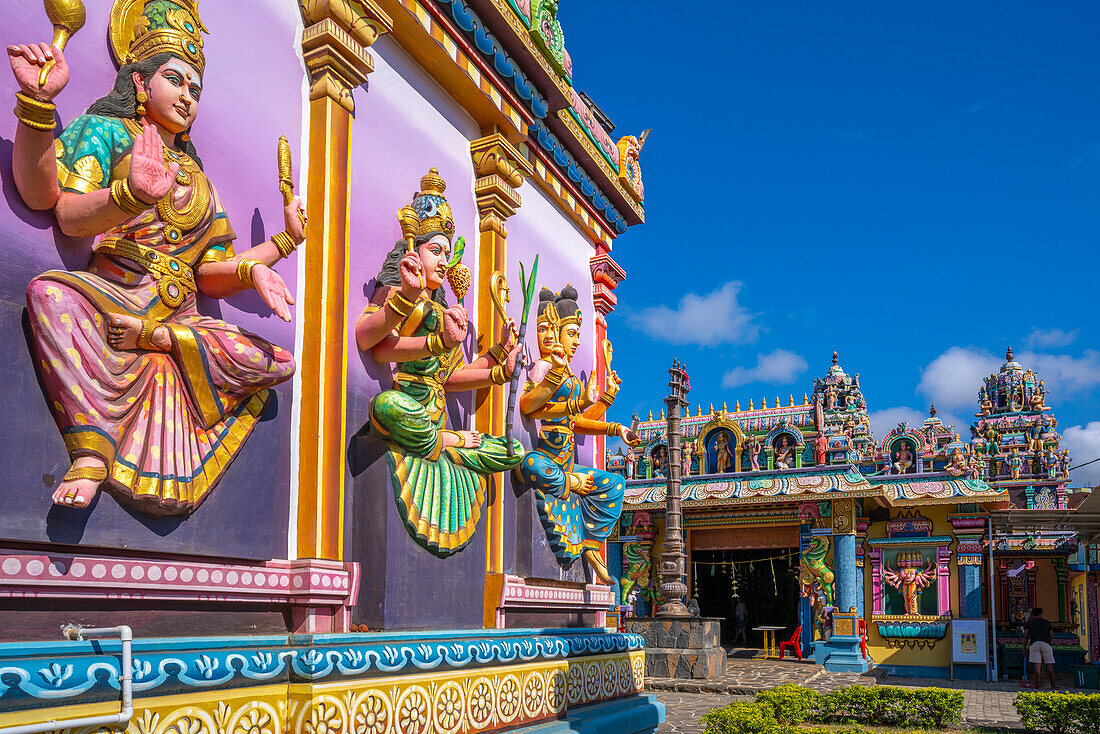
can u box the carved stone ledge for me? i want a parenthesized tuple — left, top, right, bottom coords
(300, 0, 394, 47)
(471, 133, 534, 232)
(300, 1, 393, 111)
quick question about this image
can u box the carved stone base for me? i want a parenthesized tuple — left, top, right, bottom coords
(626, 617, 726, 679)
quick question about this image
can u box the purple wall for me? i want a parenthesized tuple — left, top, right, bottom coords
(0, 1, 304, 559)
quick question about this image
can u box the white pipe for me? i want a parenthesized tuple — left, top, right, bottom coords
(988, 518, 999, 681)
(0, 625, 133, 734)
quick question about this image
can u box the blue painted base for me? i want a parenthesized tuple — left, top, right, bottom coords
(812, 635, 871, 673)
(880, 664, 950, 679)
(517, 694, 665, 734)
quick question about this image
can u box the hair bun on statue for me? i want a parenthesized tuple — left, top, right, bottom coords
(558, 284, 579, 303)
(539, 287, 556, 303)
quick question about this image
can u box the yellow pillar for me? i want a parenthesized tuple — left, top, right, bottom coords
(470, 132, 534, 582)
(295, 1, 392, 562)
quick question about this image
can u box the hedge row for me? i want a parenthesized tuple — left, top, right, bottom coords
(1014, 691, 1100, 734)
(700, 684, 964, 734)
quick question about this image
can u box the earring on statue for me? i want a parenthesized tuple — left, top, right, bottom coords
(136, 89, 148, 118)
(180, 130, 190, 143)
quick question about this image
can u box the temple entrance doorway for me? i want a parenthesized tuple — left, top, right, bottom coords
(692, 547, 801, 648)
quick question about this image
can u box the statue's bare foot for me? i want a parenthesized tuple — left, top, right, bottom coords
(569, 471, 596, 495)
(442, 430, 482, 450)
(52, 457, 108, 508)
(107, 313, 170, 351)
(584, 549, 613, 584)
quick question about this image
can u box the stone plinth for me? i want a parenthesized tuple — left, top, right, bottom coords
(627, 617, 726, 679)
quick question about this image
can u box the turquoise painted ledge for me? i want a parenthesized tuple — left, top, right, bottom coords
(0, 628, 644, 713)
(874, 620, 948, 641)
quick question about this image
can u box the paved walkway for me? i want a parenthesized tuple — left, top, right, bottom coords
(650, 652, 1079, 733)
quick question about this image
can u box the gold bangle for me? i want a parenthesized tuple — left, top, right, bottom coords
(566, 396, 583, 415)
(13, 92, 56, 131)
(386, 292, 414, 319)
(488, 344, 508, 366)
(236, 258, 261, 289)
(426, 332, 447, 357)
(490, 364, 509, 385)
(109, 178, 152, 217)
(271, 230, 297, 259)
(605, 422, 623, 437)
(545, 368, 565, 387)
(600, 390, 616, 406)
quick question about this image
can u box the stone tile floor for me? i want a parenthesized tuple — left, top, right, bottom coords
(653, 649, 1085, 733)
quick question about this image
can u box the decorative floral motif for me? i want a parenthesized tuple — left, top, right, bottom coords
(546, 668, 567, 713)
(583, 661, 601, 699)
(632, 654, 645, 690)
(231, 704, 277, 734)
(162, 715, 211, 734)
(600, 659, 617, 698)
(396, 686, 430, 734)
(466, 676, 495, 728)
(521, 671, 544, 718)
(352, 690, 391, 734)
(432, 680, 465, 733)
(496, 674, 521, 723)
(616, 658, 633, 696)
(565, 661, 584, 704)
(303, 702, 342, 734)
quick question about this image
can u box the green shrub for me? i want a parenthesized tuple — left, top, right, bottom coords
(1015, 691, 1100, 734)
(700, 701, 789, 734)
(907, 688, 964, 728)
(755, 684, 817, 726)
(811, 685, 962, 729)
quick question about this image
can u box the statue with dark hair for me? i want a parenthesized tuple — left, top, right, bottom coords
(355, 169, 523, 558)
(515, 285, 639, 583)
(10, 0, 305, 515)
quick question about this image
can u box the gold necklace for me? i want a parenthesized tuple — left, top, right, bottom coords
(156, 146, 210, 244)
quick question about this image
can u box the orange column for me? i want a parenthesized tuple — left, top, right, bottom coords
(295, 3, 391, 565)
(470, 132, 533, 583)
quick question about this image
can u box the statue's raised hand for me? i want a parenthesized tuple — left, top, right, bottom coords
(251, 264, 295, 322)
(128, 123, 179, 204)
(620, 426, 641, 446)
(582, 372, 600, 408)
(441, 305, 468, 348)
(284, 194, 306, 243)
(8, 43, 67, 100)
(397, 251, 423, 299)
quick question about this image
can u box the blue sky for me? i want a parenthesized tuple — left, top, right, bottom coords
(559, 2, 1100, 485)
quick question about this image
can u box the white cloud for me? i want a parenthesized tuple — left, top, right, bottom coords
(1019, 350, 1100, 395)
(1024, 328, 1078, 350)
(628, 281, 760, 347)
(1062, 422, 1100, 488)
(917, 347, 1000, 411)
(917, 346, 1100, 415)
(721, 350, 808, 389)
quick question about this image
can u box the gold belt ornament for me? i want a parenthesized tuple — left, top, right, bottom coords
(394, 371, 446, 390)
(96, 238, 196, 308)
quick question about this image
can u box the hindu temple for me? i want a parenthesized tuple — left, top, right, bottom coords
(611, 350, 1097, 678)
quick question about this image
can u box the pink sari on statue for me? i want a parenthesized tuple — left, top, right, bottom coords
(26, 114, 295, 516)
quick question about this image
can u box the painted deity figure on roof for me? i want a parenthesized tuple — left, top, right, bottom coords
(11, 0, 302, 515)
(515, 286, 639, 584)
(774, 435, 794, 469)
(355, 169, 523, 558)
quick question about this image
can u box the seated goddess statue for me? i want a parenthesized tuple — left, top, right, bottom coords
(355, 169, 523, 557)
(514, 287, 638, 583)
(10, 2, 300, 515)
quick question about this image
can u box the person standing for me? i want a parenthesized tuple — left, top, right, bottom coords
(733, 596, 748, 645)
(1022, 607, 1056, 689)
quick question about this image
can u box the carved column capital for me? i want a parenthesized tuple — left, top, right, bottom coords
(299, 0, 393, 113)
(590, 253, 626, 316)
(471, 133, 534, 235)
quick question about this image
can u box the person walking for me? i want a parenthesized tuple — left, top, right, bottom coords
(1022, 607, 1057, 690)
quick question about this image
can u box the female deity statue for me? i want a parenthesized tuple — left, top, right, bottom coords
(774, 435, 794, 469)
(746, 434, 761, 471)
(681, 441, 693, 477)
(355, 169, 523, 557)
(515, 286, 638, 584)
(814, 432, 828, 466)
(946, 447, 968, 476)
(883, 553, 936, 615)
(10, 1, 301, 515)
(713, 431, 731, 474)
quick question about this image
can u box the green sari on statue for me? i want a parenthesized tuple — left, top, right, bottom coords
(367, 295, 522, 557)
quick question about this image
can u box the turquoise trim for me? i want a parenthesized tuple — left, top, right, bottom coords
(0, 629, 644, 710)
(867, 536, 954, 546)
(567, 108, 620, 172)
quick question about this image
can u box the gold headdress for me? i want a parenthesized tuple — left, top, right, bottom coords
(399, 168, 456, 241)
(109, 0, 208, 75)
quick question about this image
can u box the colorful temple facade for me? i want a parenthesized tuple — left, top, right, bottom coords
(0, 0, 664, 731)
(612, 351, 1096, 677)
